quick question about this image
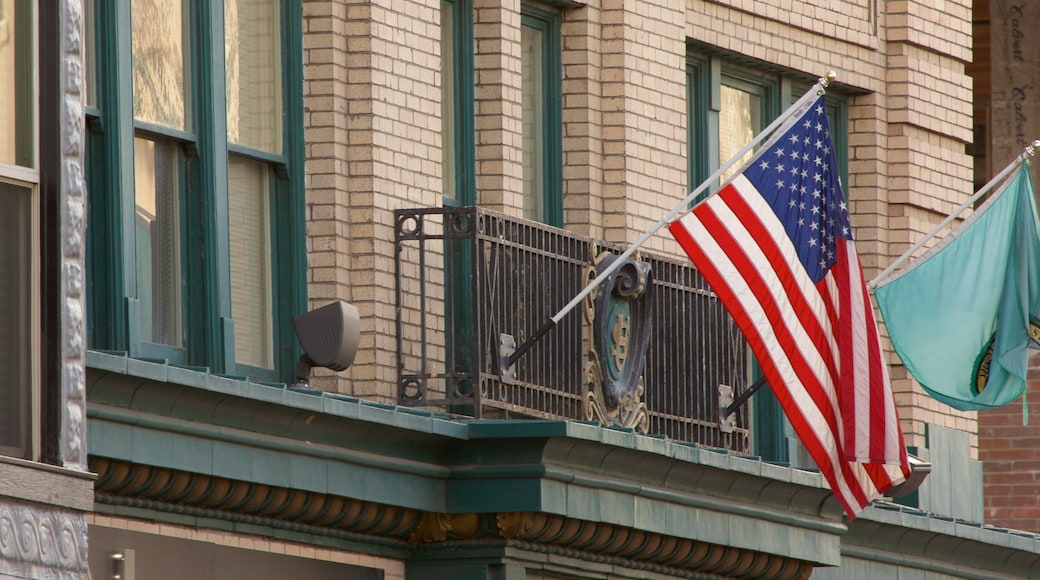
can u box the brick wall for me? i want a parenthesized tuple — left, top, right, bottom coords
(304, 0, 443, 401)
(979, 365, 1040, 533)
(881, 0, 976, 451)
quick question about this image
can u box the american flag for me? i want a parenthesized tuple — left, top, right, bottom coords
(669, 96, 910, 519)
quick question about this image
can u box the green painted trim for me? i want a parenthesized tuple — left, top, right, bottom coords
(451, 0, 476, 206)
(86, 0, 137, 352)
(540, 465, 843, 533)
(826, 95, 849, 187)
(840, 544, 1033, 580)
(443, 0, 476, 207)
(707, 56, 720, 182)
(194, 0, 233, 374)
(90, 403, 455, 480)
(685, 54, 709, 202)
(442, 0, 479, 406)
(520, 5, 563, 227)
(719, 64, 780, 134)
(275, 0, 308, 383)
(89, 404, 452, 511)
(752, 366, 788, 464)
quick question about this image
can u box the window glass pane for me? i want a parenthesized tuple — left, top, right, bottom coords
(226, 0, 282, 153)
(0, 0, 34, 167)
(134, 137, 183, 347)
(521, 23, 544, 222)
(718, 84, 761, 183)
(84, 0, 96, 108)
(441, 0, 456, 200)
(228, 155, 274, 369)
(0, 179, 31, 458)
(131, 0, 188, 129)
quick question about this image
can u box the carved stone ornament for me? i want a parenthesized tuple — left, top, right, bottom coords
(0, 502, 88, 579)
(583, 253, 652, 432)
(496, 511, 535, 539)
(493, 510, 812, 579)
(61, 0, 89, 471)
(409, 512, 480, 543)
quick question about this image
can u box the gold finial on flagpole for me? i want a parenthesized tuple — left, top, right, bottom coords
(1028, 140, 1040, 157)
(818, 71, 837, 94)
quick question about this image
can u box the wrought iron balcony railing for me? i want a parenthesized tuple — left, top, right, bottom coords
(395, 206, 751, 453)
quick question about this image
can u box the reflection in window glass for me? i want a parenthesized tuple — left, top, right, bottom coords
(0, 0, 34, 167)
(0, 0, 14, 164)
(521, 22, 544, 222)
(134, 137, 183, 347)
(131, 0, 188, 129)
(0, 180, 32, 459)
(718, 84, 761, 183)
(85, 0, 96, 108)
(441, 0, 456, 200)
(225, 0, 282, 153)
(228, 156, 273, 369)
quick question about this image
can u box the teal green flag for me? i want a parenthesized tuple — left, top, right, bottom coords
(874, 167, 1040, 411)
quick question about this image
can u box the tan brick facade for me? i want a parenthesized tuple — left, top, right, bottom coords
(303, 0, 976, 451)
(304, 0, 444, 398)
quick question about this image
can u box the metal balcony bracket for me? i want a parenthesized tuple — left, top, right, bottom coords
(718, 384, 737, 433)
(499, 333, 517, 385)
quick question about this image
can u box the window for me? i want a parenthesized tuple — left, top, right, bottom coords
(686, 51, 849, 464)
(0, 0, 34, 167)
(0, 177, 37, 459)
(687, 56, 779, 200)
(86, 0, 305, 383)
(441, 0, 474, 206)
(520, 5, 561, 226)
(0, 0, 38, 460)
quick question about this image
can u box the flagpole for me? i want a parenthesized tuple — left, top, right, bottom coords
(868, 140, 1040, 290)
(500, 72, 838, 372)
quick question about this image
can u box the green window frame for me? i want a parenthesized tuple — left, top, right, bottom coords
(687, 55, 781, 201)
(520, 4, 562, 227)
(85, 0, 306, 384)
(441, 0, 475, 207)
(441, 0, 477, 400)
(686, 50, 850, 465)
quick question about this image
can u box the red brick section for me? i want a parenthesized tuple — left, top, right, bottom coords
(978, 359, 1040, 534)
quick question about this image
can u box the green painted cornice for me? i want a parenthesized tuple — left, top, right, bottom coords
(87, 351, 844, 566)
(91, 456, 816, 579)
(839, 503, 1040, 579)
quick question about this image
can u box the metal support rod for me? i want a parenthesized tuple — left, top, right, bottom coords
(501, 73, 837, 373)
(502, 319, 556, 370)
(868, 139, 1040, 289)
(722, 374, 769, 419)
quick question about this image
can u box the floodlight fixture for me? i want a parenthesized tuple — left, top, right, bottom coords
(293, 300, 360, 384)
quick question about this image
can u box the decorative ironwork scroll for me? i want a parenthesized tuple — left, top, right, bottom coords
(584, 253, 651, 432)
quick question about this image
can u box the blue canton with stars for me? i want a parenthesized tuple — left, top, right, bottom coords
(741, 96, 852, 284)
